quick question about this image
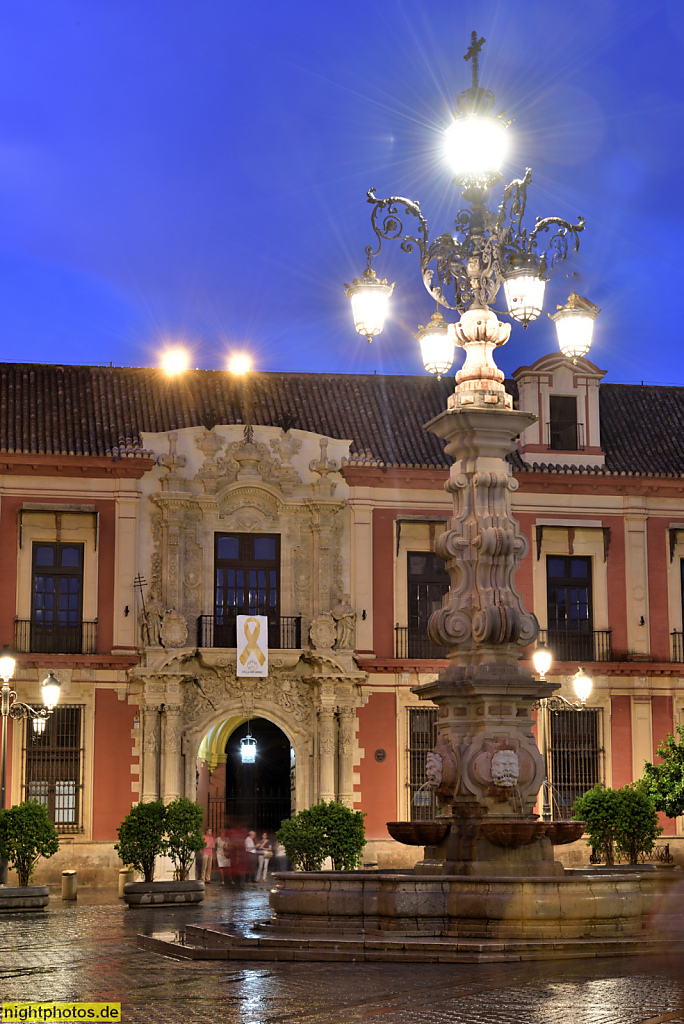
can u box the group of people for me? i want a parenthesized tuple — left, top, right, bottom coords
(200, 826, 286, 884)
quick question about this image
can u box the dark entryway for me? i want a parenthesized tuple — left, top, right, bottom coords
(224, 718, 293, 834)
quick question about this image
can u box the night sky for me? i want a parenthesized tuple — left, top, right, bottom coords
(0, 1, 681, 384)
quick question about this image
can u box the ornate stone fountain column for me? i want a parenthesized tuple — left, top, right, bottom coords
(413, 308, 559, 875)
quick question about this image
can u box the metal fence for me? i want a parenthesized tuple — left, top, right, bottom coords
(14, 620, 97, 655)
(197, 615, 302, 649)
(22, 704, 84, 833)
(547, 707, 604, 819)
(546, 420, 585, 451)
(395, 627, 447, 660)
(538, 628, 612, 662)
(407, 707, 438, 821)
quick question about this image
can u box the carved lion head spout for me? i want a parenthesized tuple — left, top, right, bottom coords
(425, 751, 443, 788)
(490, 748, 519, 788)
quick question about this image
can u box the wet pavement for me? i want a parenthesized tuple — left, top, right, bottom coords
(0, 883, 683, 1024)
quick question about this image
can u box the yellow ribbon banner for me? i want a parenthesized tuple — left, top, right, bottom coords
(237, 615, 268, 676)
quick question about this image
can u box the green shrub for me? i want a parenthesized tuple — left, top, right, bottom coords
(614, 784, 662, 865)
(572, 785, 620, 865)
(115, 800, 167, 882)
(572, 783, 662, 865)
(0, 800, 59, 886)
(165, 798, 205, 881)
(277, 800, 366, 871)
(642, 724, 684, 819)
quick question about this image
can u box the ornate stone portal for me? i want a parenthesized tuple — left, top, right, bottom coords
(413, 309, 560, 875)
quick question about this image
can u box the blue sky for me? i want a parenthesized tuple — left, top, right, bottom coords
(0, 0, 682, 383)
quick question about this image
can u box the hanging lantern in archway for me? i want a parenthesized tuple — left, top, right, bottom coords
(240, 734, 257, 764)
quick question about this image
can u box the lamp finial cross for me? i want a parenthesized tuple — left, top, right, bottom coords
(464, 31, 486, 90)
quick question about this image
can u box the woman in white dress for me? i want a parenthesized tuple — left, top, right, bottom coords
(216, 829, 231, 885)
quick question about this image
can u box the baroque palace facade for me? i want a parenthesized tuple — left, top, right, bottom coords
(2, 352, 684, 882)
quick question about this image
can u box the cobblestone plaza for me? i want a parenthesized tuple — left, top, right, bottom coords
(1, 888, 683, 1024)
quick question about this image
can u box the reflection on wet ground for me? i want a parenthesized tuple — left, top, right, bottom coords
(0, 884, 682, 1023)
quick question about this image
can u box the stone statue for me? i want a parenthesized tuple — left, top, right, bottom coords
(332, 594, 356, 651)
(141, 598, 164, 648)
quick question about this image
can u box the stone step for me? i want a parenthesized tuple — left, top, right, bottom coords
(137, 927, 682, 963)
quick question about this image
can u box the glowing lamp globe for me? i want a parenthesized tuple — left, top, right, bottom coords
(32, 717, 47, 736)
(532, 641, 552, 680)
(573, 667, 593, 704)
(444, 114, 509, 186)
(503, 266, 546, 326)
(0, 647, 16, 682)
(550, 293, 600, 362)
(414, 310, 454, 379)
(41, 672, 61, 710)
(240, 734, 257, 764)
(344, 267, 394, 342)
(161, 347, 190, 376)
(229, 354, 252, 375)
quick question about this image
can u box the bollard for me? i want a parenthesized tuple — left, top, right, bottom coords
(62, 869, 77, 900)
(119, 867, 134, 898)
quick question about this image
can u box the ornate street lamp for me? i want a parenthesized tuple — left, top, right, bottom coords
(346, 31, 599, 373)
(0, 653, 60, 881)
(550, 293, 601, 362)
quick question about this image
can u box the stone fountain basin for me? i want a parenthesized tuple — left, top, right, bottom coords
(386, 821, 450, 846)
(544, 821, 586, 845)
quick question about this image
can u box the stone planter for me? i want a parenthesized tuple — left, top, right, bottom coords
(123, 880, 204, 907)
(0, 885, 50, 912)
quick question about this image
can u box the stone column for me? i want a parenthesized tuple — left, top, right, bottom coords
(162, 706, 183, 802)
(337, 707, 355, 807)
(141, 704, 161, 802)
(317, 707, 336, 802)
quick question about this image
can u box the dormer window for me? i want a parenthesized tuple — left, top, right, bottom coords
(548, 395, 584, 451)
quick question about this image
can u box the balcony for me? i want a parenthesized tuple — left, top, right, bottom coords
(197, 614, 302, 650)
(546, 420, 585, 451)
(395, 626, 447, 660)
(15, 620, 98, 655)
(538, 628, 612, 663)
(672, 631, 684, 662)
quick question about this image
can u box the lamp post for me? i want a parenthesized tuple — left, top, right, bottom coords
(0, 651, 60, 883)
(532, 642, 593, 822)
(344, 33, 600, 874)
(345, 31, 599, 374)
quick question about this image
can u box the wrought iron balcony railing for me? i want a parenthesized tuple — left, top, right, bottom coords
(395, 626, 447, 660)
(538, 628, 612, 663)
(546, 419, 585, 451)
(197, 614, 302, 650)
(15, 620, 98, 655)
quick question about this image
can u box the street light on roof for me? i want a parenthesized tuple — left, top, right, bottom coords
(228, 354, 252, 375)
(161, 347, 190, 376)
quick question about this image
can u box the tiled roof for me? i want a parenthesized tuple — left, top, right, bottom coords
(0, 363, 683, 477)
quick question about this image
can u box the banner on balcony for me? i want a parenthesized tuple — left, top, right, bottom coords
(237, 615, 268, 677)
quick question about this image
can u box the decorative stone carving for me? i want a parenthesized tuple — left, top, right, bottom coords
(195, 428, 224, 460)
(141, 598, 164, 648)
(425, 751, 442, 788)
(270, 431, 301, 464)
(331, 594, 356, 650)
(491, 749, 519, 788)
(157, 432, 187, 489)
(309, 614, 337, 651)
(310, 438, 339, 497)
(160, 609, 189, 648)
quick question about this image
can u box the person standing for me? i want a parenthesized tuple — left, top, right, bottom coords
(244, 830, 258, 882)
(201, 827, 215, 884)
(255, 832, 273, 882)
(216, 829, 231, 885)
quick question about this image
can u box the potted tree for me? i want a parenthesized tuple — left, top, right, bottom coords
(0, 800, 59, 911)
(276, 800, 366, 870)
(116, 799, 205, 906)
(165, 797, 205, 881)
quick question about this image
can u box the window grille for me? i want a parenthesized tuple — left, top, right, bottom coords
(547, 707, 604, 819)
(406, 707, 438, 820)
(22, 705, 84, 833)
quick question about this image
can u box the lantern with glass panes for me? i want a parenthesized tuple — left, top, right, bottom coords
(345, 31, 599, 376)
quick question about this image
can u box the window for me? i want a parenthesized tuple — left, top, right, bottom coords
(23, 705, 84, 833)
(407, 708, 438, 820)
(27, 543, 86, 654)
(548, 395, 582, 450)
(401, 552, 450, 658)
(546, 556, 594, 661)
(213, 533, 280, 647)
(547, 708, 603, 819)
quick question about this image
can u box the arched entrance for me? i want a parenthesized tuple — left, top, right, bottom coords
(198, 716, 294, 835)
(225, 719, 293, 833)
